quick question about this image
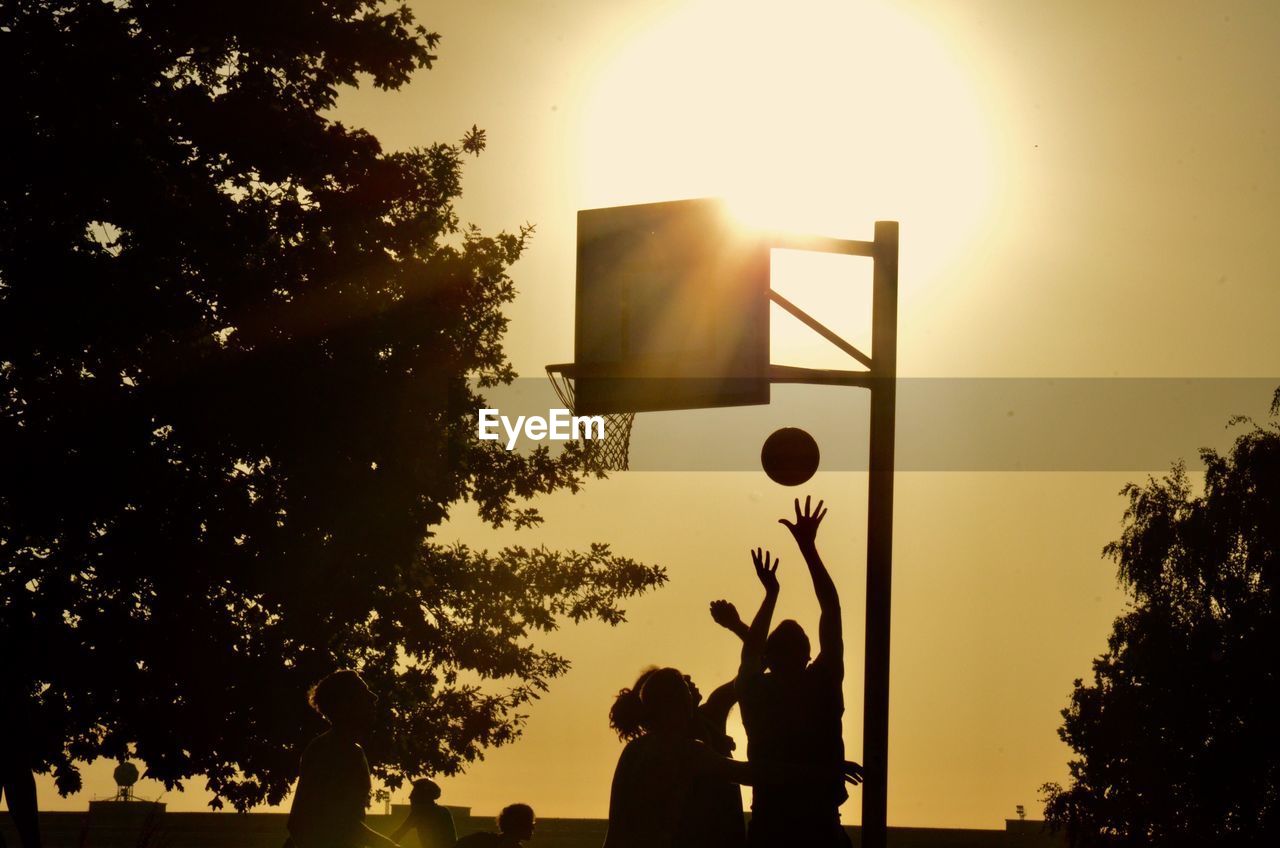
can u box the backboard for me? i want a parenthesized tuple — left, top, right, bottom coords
(573, 198, 770, 415)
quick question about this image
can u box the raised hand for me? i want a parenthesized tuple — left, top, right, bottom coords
(709, 599, 744, 632)
(752, 548, 780, 595)
(779, 495, 827, 549)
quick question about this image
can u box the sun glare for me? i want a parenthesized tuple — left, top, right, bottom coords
(577, 0, 996, 306)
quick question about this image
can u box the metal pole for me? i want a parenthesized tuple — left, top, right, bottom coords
(861, 220, 898, 848)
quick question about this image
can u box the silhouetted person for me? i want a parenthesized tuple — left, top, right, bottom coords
(610, 666, 737, 755)
(736, 498, 858, 847)
(454, 803, 535, 847)
(610, 664, 744, 848)
(604, 667, 858, 848)
(287, 670, 396, 848)
(390, 779, 455, 848)
(0, 685, 42, 848)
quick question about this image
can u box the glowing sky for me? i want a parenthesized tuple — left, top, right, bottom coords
(35, 0, 1280, 830)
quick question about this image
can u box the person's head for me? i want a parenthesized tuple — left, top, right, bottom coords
(497, 803, 535, 841)
(308, 669, 377, 732)
(764, 620, 811, 675)
(638, 667, 695, 732)
(409, 778, 442, 806)
(609, 667, 658, 741)
(610, 666, 697, 739)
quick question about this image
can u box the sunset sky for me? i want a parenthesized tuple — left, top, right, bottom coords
(36, 0, 1280, 830)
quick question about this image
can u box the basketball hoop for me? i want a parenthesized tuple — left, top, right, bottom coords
(546, 364, 635, 471)
(550, 196, 901, 848)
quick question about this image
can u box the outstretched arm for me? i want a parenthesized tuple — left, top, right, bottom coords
(780, 497, 842, 675)
(738, 549, 780, 679)
(700, 678, 739, 730)
(689, 740, 865, 788)
(702, 601, 747, 727)
(709, 599, 750, 642)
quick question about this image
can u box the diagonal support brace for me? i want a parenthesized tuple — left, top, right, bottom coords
(769, 290, 873, 370)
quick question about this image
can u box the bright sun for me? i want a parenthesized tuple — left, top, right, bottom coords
(577, 0, 995, 327)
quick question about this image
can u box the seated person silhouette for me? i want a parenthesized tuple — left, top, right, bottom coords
(287, 670, 396, 848)
(454, 803, 535, 847)
(736, 498, 860, 848)
(390, 779, 456, 848)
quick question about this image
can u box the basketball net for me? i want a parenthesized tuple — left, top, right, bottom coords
(545, 366, 635, 471)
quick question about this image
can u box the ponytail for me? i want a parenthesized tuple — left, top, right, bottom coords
(609, 667, 658, 741)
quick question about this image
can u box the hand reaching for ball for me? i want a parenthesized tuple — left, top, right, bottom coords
(779, 495, 827, 550)
(709, 599, 743, 631)
(752, 548, 780, 595)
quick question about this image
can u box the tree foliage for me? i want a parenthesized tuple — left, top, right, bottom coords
(1042, 388, 1280, 846)
(0, 1, 664, 809)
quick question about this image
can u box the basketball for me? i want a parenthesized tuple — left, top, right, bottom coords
(760, 427, 820, 486)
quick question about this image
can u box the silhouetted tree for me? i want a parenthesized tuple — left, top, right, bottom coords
(0, 1, 663, 810)
(1042, 388, 1280, 846)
